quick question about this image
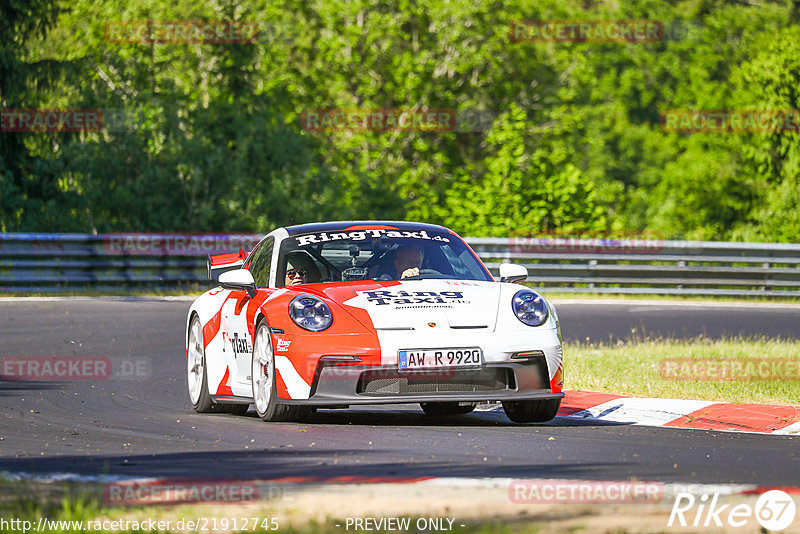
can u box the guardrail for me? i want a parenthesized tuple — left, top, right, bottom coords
(1, 233, 799, 296)
(471, 237, 800, 297)
(0, 233, 260, 293)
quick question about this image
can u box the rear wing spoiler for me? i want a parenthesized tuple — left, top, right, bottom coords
(207, 249, 247, 283)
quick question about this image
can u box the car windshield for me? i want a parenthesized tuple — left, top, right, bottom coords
(276, 228, 493, 285)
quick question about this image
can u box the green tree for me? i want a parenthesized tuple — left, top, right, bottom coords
(734, 26, 800, 242)
(442, 104, 605, 236)
(0, 0, 80, 231)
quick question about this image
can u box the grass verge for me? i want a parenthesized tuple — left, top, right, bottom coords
(0, 487, 545, 534)
(0, 479, 774, 534)
(565, 335, 800, 405)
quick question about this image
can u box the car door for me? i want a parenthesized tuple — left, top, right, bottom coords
(221, 237, 275, 393)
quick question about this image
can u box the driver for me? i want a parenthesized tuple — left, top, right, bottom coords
(373, 244, 423, 280)
(394, 244, 423, 279)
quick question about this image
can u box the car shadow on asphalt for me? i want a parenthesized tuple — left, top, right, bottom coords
(228, 405, 633, 428)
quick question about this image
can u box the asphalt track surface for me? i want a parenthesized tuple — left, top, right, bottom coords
(0, 298, 798, 486)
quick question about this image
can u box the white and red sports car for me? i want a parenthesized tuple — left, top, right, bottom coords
(185, 221, 563, 423)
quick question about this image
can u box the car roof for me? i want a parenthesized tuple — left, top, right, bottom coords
(283, 221, 453, 237)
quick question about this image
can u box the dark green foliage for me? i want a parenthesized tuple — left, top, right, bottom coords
(1, 0, 797, 241)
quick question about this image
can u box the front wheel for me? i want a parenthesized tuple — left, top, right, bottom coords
(251, 320, 302, 422)
(420, 402, 476, 416)
(502, 398, 561, 423)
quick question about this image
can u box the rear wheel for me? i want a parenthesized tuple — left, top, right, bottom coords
(187, 315, 213, 413)
(502, 398, 561, 423)
(420, 402, 476, 416)
(188, 315, 250, 415)
(251, 320, 304, 422)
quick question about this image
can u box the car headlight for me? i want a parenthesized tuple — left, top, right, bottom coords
(512, 290, 549, 327)
(288, 295, 333, 331)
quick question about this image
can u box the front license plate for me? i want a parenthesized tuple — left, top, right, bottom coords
(398, 348, 482, 370)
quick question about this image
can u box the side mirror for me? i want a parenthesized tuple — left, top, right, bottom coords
(218, 269, 257, 298)
(499, 263, 528, 284)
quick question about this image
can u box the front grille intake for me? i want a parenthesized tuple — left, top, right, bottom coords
(356, 367, 514, 396)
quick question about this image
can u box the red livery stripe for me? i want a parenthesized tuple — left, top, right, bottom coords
(274, 364, 289, 400)
(203, 311, 222, 348)
(216, 366, 233, 395)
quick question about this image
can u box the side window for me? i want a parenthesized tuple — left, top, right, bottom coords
(246, 237, 274, 287)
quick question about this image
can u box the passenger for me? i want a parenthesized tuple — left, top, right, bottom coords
(283, 253, 319, 286)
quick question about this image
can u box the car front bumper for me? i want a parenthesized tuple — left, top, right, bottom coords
(278, 358, 562, 406)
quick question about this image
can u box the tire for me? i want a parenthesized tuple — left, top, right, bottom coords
(187, 314, 213, 413)
(251, 319, 303, 422)
(502, 398, 561, 423)
(420, 402, 476, 416)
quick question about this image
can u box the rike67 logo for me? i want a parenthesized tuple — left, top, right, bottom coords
(669, 490, 796, 530)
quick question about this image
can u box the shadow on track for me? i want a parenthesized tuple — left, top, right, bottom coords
(231, 406, 634, 429)
(0, 380, 64, 396)
(0, 448, 636, 482)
